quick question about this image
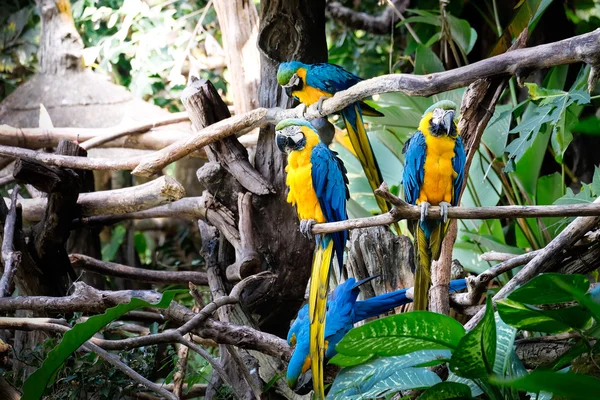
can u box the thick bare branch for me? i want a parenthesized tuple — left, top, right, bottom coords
(69, 254, 208, 285)
(131, 29, 600, 176)
(8, 175, 185, 221)
(227, 192, 262, 281)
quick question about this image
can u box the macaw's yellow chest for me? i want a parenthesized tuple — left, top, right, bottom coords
(418, 133, 458, 206)
(285, 147, 326, 223)
(292, 68, 332, 105)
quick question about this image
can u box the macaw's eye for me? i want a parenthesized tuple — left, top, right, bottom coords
(290, 333, 297, 347)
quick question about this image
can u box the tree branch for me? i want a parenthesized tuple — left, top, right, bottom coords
(130, 29, 600, 176)
(326, 0, 409, 35)
(464, 197, 600, 330)
(0, 186, 21, 297)
(8, 175, 185, 221)
(0, 281, 291, 359)
(0, 31, 596, 176)
(68, 254, 208, 285)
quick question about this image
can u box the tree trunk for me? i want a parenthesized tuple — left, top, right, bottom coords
(36, 0, 84, 75)
(245, 0, 328, 337)
(213, 0, 261, 114)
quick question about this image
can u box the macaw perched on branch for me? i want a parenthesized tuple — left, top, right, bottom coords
(286, 277, 469, 391)
(276, 62, 397, 230)
(276, 118, 349, 399)
(402, 100, 466, 311)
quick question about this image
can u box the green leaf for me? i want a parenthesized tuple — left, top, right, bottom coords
(481, 105, 512, 157)
(493, 313, 517, 377)
(418, 381, 474, 400)
(446, 372, 483, 397)
(102, 224, 127, 262)
(335, 312, 465, 358)
(447, 15, 477, 55)
(508, 273, 590, 304)
(497, 298, 591, 333)
(329, 351, 448, 399)
(22, 290, 183, 400)
(549, 275, 600, 322)
(491, 370, 600, 400)
(591, 167, 600, 196)
(449, 296, 496, 379)
(414, 44, 444, 75)
(572, 116, 600, 136)
(329, 353, 374, 367)
(524, 82, 566, 100)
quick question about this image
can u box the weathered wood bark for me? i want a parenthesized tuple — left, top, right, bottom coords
(247, 0, 328, 337)
(213, 0, 261, 114)
(36, 0, 83, 75)
(182, 78, 273, 196)
(346, 227, 414, 300)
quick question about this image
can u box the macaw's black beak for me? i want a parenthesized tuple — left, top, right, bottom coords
(285, 86, 293, 98)
(275, 133, 288, 153)
(442, 110, 455, 135)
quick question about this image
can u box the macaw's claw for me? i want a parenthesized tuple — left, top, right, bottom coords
(299, 219, 317, 239)
(316, 96, 329, 114)
(439, 201, 451, 223)
(419, 202, 430, 222)
(299, 103, 307, 118)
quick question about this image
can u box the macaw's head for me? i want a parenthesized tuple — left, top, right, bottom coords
(275, 119, 317, 154)
(277, 61, 306, 97)
(424, 100, 458, 138)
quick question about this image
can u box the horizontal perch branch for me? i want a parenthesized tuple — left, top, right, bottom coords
(7, 175, 185, 221)
(69, 254, 208, 285)
(312, 183, 600, 234)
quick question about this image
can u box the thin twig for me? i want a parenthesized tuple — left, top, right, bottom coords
(84, 341, 177, 400)
(77, 112, 189, 150)
(69, 254, 208, 285)
(385, 0, 421, 44)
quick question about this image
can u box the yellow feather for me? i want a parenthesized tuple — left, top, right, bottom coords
(344, 106, 400, 234)
(309, 240, 334, 400)
(285, 127, 327, 223)
(292, 68, 332, 105)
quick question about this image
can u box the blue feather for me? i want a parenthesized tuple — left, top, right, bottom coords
(311, 143, 349, 270)
(452, 136, 466, 206)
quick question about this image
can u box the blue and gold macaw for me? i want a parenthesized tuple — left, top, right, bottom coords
(276, 118, 349, 399)
(276, 62, 396, 228)
(286, 277, 469, 391)
(402, 100, 466, 311)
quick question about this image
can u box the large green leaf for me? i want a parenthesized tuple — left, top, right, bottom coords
(418, 381, 474, 400)
(491, 370, 600, 400)
(328, 350, 448, 399)
(22, 290, 183, 400)
(446, 372, 484, 397)
(497, 298, 591, 333)
(481, 104, 512, 157)
(493, 313, 517, 377)
(446, 14, 477, 55)
(414, 44, 444, 75)
(449, 297, 496, 379)
(508, 273, 590, 304)
(335, 312, 465, 358)
(329, 352, 374, 368)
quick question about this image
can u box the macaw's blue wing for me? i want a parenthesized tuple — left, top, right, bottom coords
(452, 136, 467, 206)
(311, 143, 349, 270)
(402, 131, 427, 206)
(305, 63, 362, 93)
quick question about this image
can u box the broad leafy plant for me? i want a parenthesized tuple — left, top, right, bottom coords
(328, 273, 600, 399)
